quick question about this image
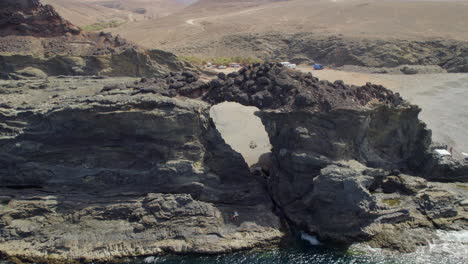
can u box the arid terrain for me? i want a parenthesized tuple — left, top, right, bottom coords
(102, 0, 468, 50)
(43, 0, 197, 27)
(38, 1, 468, 72)
(42, 0, 468, 52)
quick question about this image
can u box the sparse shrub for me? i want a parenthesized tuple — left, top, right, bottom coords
(179, 56, 263, 66)
(179, 56, 208, 65)
(82, 20, 126, 32)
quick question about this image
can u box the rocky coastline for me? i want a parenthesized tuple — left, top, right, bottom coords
(0, 1, 467, 263)
(0, 62, 466, 263)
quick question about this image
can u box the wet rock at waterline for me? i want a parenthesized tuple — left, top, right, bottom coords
(0, 63, 467, 262)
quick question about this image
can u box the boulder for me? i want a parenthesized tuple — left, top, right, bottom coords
(15, 67, 47, 78)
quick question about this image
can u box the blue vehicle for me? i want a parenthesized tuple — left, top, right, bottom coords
(313, 64, 324, 70)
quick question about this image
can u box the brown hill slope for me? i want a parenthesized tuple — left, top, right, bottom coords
(111, 0, 468, 49)
(106, 0, 468, 72)
(42, 0, 143, 27)
(0, 0, 187, 79)
(42, 0, 197, 27)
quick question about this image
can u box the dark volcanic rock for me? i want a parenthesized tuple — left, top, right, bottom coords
(0, 0, 81, 37)
(203, 63, 404, 111)
(268, 160, 467, 250)
(0, 63, 466, 262)
(0, 92, 281, 262)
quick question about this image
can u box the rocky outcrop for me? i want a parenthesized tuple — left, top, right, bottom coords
(0, 83, 281, 262)
(0, 0, 188, 79)
(0, 0, 81, 37)
(200, 63, 466, 249)
(262, 160, 467, 251)
(173, 33, 468, 73)
(199, 63, 428, 171)
(0, 33, 188, 79)
(0, 63, 467, 262)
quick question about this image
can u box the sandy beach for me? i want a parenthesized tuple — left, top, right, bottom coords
(210, 102, 272, 166)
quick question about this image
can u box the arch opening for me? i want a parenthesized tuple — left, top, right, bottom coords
(209, 102, 272, 167)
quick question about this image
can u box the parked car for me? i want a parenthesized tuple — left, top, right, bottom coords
(217, 65, 227, 69)
(286, 63, 297, 69)
(314, 64, 324, 70)
(230, 63, 240, 68)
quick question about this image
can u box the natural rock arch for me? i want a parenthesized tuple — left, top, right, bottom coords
(209, 101, 272, 166)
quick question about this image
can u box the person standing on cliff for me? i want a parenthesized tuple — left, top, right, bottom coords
(231, 210, 239, 221)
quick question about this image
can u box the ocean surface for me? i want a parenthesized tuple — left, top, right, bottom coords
(3, 231, 465, 264)
(127, 230, 468, 264)
(134, 231, 467, 264)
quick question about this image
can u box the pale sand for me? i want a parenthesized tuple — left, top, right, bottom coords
(210, 102, 272, 166)
(299, 67, 468, 157)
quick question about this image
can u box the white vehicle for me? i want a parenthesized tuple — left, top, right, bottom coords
(286, 63, 297, 69)
(434, 149, 451, 157)
(280, 61, 291, 66)
(230, 63, 240, 68)
(217, 65, 227, 69)
(206, 62, 212, 67)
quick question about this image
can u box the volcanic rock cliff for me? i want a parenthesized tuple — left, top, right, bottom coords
(0, 0, 80, 37)
(0, 83, 282, 262)
(0, 0, 188, 79)
(0, 63, 467, 262)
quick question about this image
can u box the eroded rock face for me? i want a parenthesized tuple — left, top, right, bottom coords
(266, 160, 467, 251)
(0, 191, 281, 262)
(198, 63, 430, 171)
(0, 89, 282, 262)
(0, 63, 467, 262)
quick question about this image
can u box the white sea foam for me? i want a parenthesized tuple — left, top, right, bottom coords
(300, 231, 322, 246)
(414, 230, 468, 262)
(143, 256, 156, 263)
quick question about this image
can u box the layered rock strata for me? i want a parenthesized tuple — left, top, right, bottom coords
(0, 63, 467, 262)
(0, 84, 281, 262)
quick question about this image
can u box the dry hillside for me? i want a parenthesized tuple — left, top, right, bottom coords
(42, 0, 196, 27)
(107, 0, 468, 50)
